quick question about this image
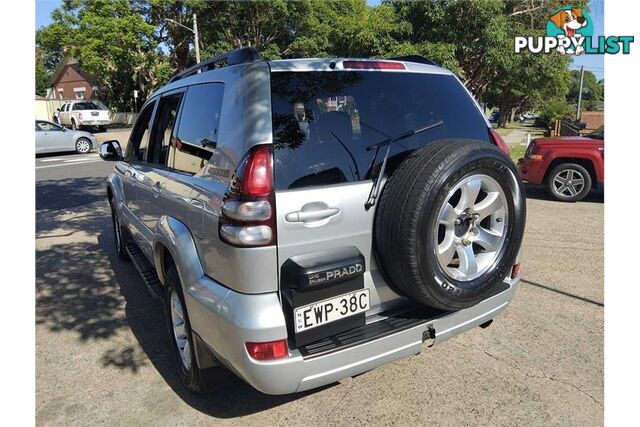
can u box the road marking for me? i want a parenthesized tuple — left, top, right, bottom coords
(37, 154, 100, 164)
(64, 158, 97, 163)
(35, 160, 102, 170)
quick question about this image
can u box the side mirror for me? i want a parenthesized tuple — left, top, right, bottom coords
(99, 140, 123, 161)
(56, 108, 61, 111)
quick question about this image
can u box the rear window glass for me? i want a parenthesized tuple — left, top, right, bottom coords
(270, 71, 489, 190)
(72, 102, 100, 110)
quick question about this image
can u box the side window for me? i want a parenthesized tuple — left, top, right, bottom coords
(37, 121, 62, 131)
(125, 101, 156, 162)
(147, 93, 183, 166)
(167, 83, 223, 174)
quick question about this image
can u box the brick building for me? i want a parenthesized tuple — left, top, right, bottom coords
(47, 57, 100, 100)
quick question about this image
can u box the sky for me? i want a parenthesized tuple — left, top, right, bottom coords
(35, 0, 603, 79)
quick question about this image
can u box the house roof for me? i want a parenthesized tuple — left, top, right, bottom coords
(48, 57, 98, 87)
(49, 57, 78, 86)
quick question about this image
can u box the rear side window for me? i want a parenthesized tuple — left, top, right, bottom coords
(270, 71, 489, 190)
(125, 101, 156, 162)
(168, 83, 223, 174)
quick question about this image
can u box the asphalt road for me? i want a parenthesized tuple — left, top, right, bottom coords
(36, 153, 604, 426)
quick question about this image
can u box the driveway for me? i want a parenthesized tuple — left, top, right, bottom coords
(36, 157, 603, 426)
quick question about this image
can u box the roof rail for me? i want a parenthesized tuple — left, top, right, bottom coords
(168, 47, 262, 83)
(388, 55, 440, 67)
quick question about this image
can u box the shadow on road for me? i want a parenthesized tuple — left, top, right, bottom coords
(523, 183, 604, 204)
(36, 181, 325, 418)
(98, 228, 330, 417)
(37, 176, 108, 213)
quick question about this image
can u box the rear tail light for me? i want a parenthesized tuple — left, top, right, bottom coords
(488, 129, 510, 156)
(246, 340, 288, 361)
(219, 145, 276, 247)
(343, 60, 406, 70)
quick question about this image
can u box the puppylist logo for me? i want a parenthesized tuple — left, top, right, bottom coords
(515, 6, 633, 55)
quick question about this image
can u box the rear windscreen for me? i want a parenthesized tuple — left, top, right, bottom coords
(270, 71, 489, 191)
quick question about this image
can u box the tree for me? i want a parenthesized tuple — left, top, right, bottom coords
(136, 0, 205, 71)
(567, 69, 603, 111)
(197, 0, 311, 59)
(36, 0, 164, 110)
(35, 48, 51, 97)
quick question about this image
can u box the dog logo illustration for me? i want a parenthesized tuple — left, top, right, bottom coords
(515, 6, 632, 55)
(546, 6, 593, 55)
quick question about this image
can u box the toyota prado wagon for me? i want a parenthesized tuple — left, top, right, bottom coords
(100, 47, 526, 395)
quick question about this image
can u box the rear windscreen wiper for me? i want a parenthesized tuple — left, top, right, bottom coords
(364, 120, 444, 210)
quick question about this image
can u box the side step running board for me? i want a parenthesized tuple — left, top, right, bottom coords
(125, 240, 164, 300)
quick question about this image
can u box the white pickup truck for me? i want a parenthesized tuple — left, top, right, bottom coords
(54, 100, 112, 131)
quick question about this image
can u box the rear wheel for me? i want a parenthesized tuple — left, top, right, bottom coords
(546, 163, 592, 202)
(164, 265, 206, 393)
(374, 139, 526, 310)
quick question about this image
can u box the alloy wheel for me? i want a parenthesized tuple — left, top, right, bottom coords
(170, 290, 192, 370)
(435, 174, 508, 282)
(552, 169, 586, 198)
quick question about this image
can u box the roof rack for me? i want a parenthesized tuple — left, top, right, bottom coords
(168, 47, 261, 83)
(388, 55, 440, 67)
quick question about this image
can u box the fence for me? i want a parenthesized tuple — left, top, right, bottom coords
(35, 98, 137, 126)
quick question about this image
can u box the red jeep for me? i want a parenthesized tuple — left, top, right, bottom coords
(517, 126, 604, 202)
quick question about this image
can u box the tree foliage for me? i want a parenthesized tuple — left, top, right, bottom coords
(35, 48, 51, 97)
(567, 69, 604, 112)
(36, 0, 585, 120)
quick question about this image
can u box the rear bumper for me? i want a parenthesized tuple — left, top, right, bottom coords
(79, 120, 111, 126)
(184, 270, 521, 395)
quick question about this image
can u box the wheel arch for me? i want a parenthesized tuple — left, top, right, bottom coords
(106, 174, 124, 209)
(152, 216, 204, 288)
(544, 157, 597, 188)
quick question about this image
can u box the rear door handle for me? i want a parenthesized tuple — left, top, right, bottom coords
(285, 207, 340, 223)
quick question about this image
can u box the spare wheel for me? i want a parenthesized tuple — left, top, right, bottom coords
(374, 139, 526, 310)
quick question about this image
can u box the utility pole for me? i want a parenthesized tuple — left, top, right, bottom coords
(193, 13, 200, 64)
(165, 13, 201, 65)
(576, 65, 584, 121)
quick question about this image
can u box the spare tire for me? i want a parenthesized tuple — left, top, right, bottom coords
(374, 139, 525, 310)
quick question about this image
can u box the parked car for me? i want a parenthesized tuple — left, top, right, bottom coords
(100, 47, 525, 395)
(488, 111, 500, 123)
(53, 100, 111, 131)
(522, 112, 539, 120)
(517, 126, 604, 202)
(35, 120, 96, 154)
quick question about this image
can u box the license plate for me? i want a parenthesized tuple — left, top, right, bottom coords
(294, 289, 369, 333)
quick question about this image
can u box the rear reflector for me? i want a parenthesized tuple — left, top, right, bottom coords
(489, 129, 510, 156)
(246, 340, 288, 361)
(343, 60, 406, 70)
(511, 263, 521, 278)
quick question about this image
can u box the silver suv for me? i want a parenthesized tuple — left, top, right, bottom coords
(101, 48, 526, 395)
